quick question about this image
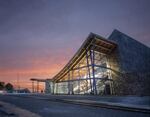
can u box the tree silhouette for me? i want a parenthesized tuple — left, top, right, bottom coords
(0, 82, 5, 90)
(5, 83, 13, 91)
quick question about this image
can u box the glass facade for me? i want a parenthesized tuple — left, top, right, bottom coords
(53, 50, 113, 95)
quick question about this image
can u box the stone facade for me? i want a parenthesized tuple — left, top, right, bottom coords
(108, 30, 150, 95)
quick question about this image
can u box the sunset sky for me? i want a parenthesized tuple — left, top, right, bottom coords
(0, 0, 150, 90)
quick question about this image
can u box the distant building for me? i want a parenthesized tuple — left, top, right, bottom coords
(31, 30, 150, 95)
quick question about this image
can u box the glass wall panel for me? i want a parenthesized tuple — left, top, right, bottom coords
(54, 82, 68, 94)
(54, 50, 113, 95)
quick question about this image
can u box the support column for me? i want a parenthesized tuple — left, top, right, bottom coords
(86, 49, 92, 93)
(56, 83, 58, 94)
(37, 81, 39, 93)
(68, 71, 71, 94)
(71, 70, 74, 94)
(32, 81, 34, 93)
(90, 50, 97, 95)
(53, 82, 55, 94)
(78, 65, 81, 94)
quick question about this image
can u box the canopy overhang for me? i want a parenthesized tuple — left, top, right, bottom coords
(30, 78, 52, 82)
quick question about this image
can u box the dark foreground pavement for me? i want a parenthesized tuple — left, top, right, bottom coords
(0, 94, 150, 117)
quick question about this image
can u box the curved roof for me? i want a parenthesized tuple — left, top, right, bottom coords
(52, 33, 117, 82)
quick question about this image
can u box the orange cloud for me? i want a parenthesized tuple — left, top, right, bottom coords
(0, 51, 72, 91)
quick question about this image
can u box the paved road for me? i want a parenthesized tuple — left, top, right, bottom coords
(0, 95, 149, 117)
(23, 94, 150, 106)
